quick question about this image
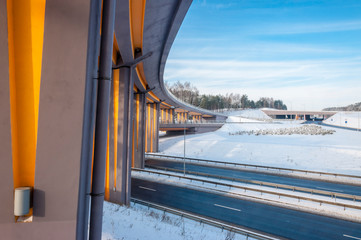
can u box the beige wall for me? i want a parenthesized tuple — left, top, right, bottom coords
(0, 0, 15, 224)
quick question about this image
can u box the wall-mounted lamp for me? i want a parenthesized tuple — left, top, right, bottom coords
(14, 187, 32, 216)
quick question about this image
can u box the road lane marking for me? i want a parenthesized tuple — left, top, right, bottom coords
(214, 204, 241, 212)
(344, 234, 361, 240)
(316, 187, 344, 193)
(139, 186, 156, 192)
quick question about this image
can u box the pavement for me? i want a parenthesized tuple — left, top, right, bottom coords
(132, 177, 361, 240)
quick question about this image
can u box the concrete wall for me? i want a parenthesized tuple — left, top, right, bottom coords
(0, 0, 15, 225)
(0, 1, 91, 239)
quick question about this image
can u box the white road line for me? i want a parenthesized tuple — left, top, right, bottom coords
(139, 186, 156, 192)
(214, 204, 241, 212)
(316, 187, 344, 193)
(344, 234, 361, 240)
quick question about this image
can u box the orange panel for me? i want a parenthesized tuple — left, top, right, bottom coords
(113, 69, 119, 189)
(7, 0, 46, 189)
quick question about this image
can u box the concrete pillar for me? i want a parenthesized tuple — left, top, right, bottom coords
(154, 103, 160, 152)
(108, 67, 134, 206)
(145, 103, 160, 153)
(145, 103, 151, 152)
(165, 108, 169, 123)
(0, 1, 14, 223)
(133, 93, 146, 168)
(33, 1, 91, 238)
(170, 109, 174, 123)
(160, 108, 164, 123)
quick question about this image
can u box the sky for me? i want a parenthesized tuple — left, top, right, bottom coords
(164, 0, 361, 111)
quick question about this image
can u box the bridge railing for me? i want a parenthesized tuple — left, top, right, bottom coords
(159, 119, 226, 125)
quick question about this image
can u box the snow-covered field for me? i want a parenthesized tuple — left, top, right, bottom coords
(159, 110, 361, 175)
(323, 111, 361, 129)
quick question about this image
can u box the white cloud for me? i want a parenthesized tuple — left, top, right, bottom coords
(261, 20, 361, 35)
(164, 57, 361, 110)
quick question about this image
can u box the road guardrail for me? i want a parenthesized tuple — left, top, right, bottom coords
(131, 198, 281, 240)
(146, 153, 361, 182)
(133, 168, 361, 211)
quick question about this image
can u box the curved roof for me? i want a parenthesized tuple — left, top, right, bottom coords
(114, 0, 226, 117)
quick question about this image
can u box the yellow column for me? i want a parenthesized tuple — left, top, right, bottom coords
(7, 0, 46, 189)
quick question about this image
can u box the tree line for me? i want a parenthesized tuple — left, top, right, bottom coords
(165, 81, 287, 111)
(323, 102, 361, 111)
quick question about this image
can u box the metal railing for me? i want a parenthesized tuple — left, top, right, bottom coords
(132, 168, 361, 211)
(144, 165, 361, 203)
(131, 198, 280, 240)
(146, 153, 361, 182)
(160, 119, 226, 124)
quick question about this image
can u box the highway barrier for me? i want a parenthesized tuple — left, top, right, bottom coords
(131, 198, 281, 240)
(146, 153, 361, 183)
(133, 168, 361, 212)
(144, 164, 361, 203)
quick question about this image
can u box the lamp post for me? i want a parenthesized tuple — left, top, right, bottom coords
(183, 111, 187, 176)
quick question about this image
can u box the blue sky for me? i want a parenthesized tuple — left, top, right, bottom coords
(164, 0, 361, 110)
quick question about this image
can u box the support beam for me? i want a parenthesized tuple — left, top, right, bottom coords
(89, 0, 116, 238)
(109, 67, 134, 206)
(133, 93, 146, 168)
(154, 103, 160, 152)
(145, 103, 160, 153)
(76, 0, 102, 238)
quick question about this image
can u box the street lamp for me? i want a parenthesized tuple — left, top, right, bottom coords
(183, 111, 187, 176)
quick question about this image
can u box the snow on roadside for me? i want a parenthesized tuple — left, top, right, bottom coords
(159, 121, 361, 175)
(323, 111, 361, 129)
(102, 201, 252, 240)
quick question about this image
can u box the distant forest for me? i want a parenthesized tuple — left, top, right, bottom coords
(323, 102, 361, 111)
(165, 81, 288, 111)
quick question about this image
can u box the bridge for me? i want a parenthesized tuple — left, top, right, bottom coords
(0, 1, 224, 239)
(262, 109, 337, 120)
(1, 1, 358, 240)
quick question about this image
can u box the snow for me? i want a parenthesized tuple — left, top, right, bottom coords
(225, 109, 272, 121)
(160, 110, 361, 175)
(323, 111, 361, 129)
(102, 201, 253, 240)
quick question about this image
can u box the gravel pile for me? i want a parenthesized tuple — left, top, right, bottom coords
(229, 125, 336, 136)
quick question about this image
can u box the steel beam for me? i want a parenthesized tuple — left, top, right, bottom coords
(89, 0, 116, 239)
(76, 0, 102, 239)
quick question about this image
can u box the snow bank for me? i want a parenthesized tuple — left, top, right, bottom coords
(102, 201, 251, 240)
(225, 109, 272, 121)
(323, 111, 361, 129)
(229, 125, 335, 136)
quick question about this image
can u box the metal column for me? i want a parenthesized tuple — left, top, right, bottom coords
(76, 0, 102, 239)
(89, 0, 116, 239)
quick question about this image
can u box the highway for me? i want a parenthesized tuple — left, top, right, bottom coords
(132, 178, 361, 240)
(145, 159, 361, 197)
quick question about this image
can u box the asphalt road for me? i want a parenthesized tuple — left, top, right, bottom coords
(145, 159, 361, 197)
(132, 178, 361, 240)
